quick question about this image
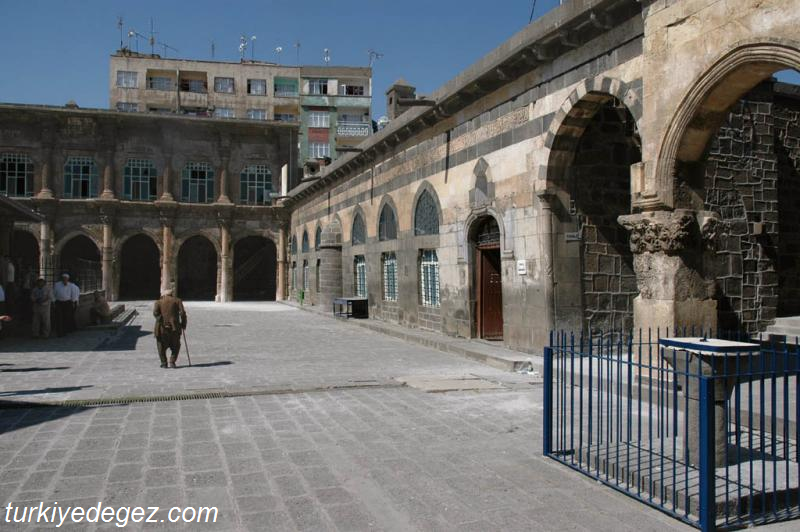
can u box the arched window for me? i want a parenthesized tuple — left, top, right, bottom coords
(315, 226, 322, 250)
(240, 164, 272, 205)
(123, 159, 157, 201)
(420, 249, 440, 308)
(382, 252, 397, 302)
(351, 213, 366, 245)
(378, 204, 397, 241)
(181, 162, 214, 203)
(302, 230, 310, 253)
(303, 259, 309, 290)
(414, 189, 439, 236)
(291, 235, 297, 255)
(63, 156, 98, 198)
(0, 153, 33, 197)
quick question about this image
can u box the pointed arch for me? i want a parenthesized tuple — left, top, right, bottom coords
(377, 195, 398, 241)
(413, 182, 442, 236)
(350, 207, 367, 246)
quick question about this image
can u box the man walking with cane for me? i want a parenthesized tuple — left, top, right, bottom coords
(153, 288, 187, 369)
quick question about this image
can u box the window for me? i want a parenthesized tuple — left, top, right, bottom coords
(180, 79, 207, 93)
(303, 260, 309, 291)
(308, 79, 328, 95)
(147, 76, 174, 91)
(339, 113, 366, 124)
(382, 252, 397, 302)
(420, 250, 440, 308)
(275, 113, 296, 122)
(315, 259, 321, 292)
(247, 79, 267, 95)
(291, 261, 296, 289)
(246, 109, 267, 120)
(240, 164, 272, 205)
(123, 159, 157, 201)
(302, 231, 310, 253)
(181, 162, 214, 203)
(0, 154, 33, 198)
(354, 255, 367, 298)
(351, 213, 366, 245)
(308, 111, 330, 128)
(116, 70, 138, 88)
(63, 156, 98, 199)
(291, 235, 297, 255)
(274, 78, 298, 97)
(338, 84, 365, 96)
(309, 142, 330, 159)
(414, 189, 440, 235)
(116, 102, 139, 113)
(214, 77, 235, 93)
(315, 226, 322, 250)
(378, 204, 397, 241)
(214, 107, 235, 119)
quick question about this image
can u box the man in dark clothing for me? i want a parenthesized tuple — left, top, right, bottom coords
(153, 288, 187, 369)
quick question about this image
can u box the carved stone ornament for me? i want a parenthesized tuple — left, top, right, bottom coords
(618, 210, 704, 255)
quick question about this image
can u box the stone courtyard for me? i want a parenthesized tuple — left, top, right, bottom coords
(0, 303, 713, 531)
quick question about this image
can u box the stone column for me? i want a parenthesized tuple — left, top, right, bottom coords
(36, 151, 55, 199)
(101, 155, 116, 200)
(39, 219, 53, 280)
(316, 220, 343, 310)
(218, 221, 232, 302)
(536, 191, 556, 335)
(160, 162, 175, 202)
(159, 216, 174, 292)
(277, 227, 287, 300)
(216, 161, 232, 204)
(100, 215, 114, 299)
(619, 210, 719, 335)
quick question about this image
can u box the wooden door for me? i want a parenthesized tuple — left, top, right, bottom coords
(480, 248, 503, 340)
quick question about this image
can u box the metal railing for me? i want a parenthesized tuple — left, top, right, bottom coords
(544, 329, 800, 531)
(19, 265, 102, 294)
(336, 122, 371, 137)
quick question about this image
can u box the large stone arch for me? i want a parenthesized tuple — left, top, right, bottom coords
(655, 39, 800, 209)
(232, 233, 277, 301)
(412, 181, 443, 236)
(376, 194, 399, 240)
(347, 204, 367, 247)
(176, 233, 219, 300)
(117, 233, 161, 300)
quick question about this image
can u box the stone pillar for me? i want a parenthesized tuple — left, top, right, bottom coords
(536, 192, 556, 335)
(619, 210, 718, 335)
(39, 220, 53, 280)
(218, 221, 232, 302)
(36, 151, 55, 199)
(101, 156, 116, 200)
(160, 217, 174, 292)
(277, 227, 287, 300)
(160, 163, 175, 202)
(216, 162, 232, 204)
(100, 215, 114, 299)
(317, 220, 343, 310)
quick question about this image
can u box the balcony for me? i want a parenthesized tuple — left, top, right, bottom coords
(336, 122, 371, 137)
(301, 95, 371, 109)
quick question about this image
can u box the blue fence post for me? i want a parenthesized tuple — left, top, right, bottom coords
(699, 375, 716, 532)
(543, 345, 553, 456)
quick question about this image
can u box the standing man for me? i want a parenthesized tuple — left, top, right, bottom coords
(153, 288, 187, 369)
(53, 273, 79, 336)
(31, 277, 52, 339)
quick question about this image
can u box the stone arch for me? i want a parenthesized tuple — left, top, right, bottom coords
(463, 206, 508, 258)
(54, 229, 101, 258)
(314, 223, 323, 251)
(376, 195, 399, 241)
(11, 228, 39, 273)
(466, 212, 505, 340)
(232, 234, 277, 301)
(176, 234, 218, 300)
(57, 233, 102, 289)
(349, 205, 367, 246)
(301, 228, 310, 253)
(118, 233, 161, 300)
(413, 181, 443, 236)
(656, 39, 800, 209)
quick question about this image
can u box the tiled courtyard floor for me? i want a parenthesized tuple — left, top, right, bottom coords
(0, 302, 794, 530)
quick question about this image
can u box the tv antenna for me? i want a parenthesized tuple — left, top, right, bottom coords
(157, 40, 178, 58)
(148, 18, 158, 55)
(117, 16, 124, 49)
(127, 29, 147, 53)
(323, 48, 330, 65)
(367, 49, 383, 67)
(294, 41, 301, 65)
(238, 34, 247, 61)
(211, 40, 215, 59)
(250, 35, 257, 61)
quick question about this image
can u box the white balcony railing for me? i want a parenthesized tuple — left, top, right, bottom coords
(336, 122, 371, 137)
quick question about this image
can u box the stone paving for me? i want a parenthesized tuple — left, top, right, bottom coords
(0, 303, 796, 531)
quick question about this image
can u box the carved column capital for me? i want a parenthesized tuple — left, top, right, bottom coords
(618, 210, 702, 255)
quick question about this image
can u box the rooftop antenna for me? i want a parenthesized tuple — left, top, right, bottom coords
(211, 40, 215, 59)
(275, 46, 283, 63)
(127, 29, 147, 53)
(117, 16, 124, 49)
(250, 35, 256, 61)
(238, 34, 247, 61)
(158, 40, 178, 58)
(367, 49, 383, 67)
(323, 48, 330, 65)
(148, 17, 158, 55)
(294, 41, 301, 66)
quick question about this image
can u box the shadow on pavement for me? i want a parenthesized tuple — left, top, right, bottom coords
(0, 385, 92, 397)
(93, 325, 150, 352)
(183, 361, 233, 368)
(0, 366, 70, 373)
(0, 332, 108, 353)
(0, 400, 94, 436)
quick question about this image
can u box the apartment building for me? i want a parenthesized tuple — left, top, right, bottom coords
(109, 50, 372, 165)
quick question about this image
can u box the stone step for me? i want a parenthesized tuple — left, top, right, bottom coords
(771, 316, 800, 328)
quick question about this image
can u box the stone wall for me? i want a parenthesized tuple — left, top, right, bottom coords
(703, 81, 800, 333)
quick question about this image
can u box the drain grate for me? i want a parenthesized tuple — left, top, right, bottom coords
(0, 381, 404, 409)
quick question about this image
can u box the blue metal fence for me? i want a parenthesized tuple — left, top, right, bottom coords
(543, 329, 800, 531)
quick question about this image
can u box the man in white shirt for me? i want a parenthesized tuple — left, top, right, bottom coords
(54, 273, 80, 336)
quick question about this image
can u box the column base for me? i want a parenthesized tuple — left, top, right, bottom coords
(633, 296, 717, 336)
(36, 188, 55, 199)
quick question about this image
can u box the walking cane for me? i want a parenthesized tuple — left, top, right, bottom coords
(182, 328, 192, 367)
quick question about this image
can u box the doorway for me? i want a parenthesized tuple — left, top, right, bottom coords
(177, 235, 217, 300)
(472, 217, 503, 340)
(119, 234, 160, 300)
